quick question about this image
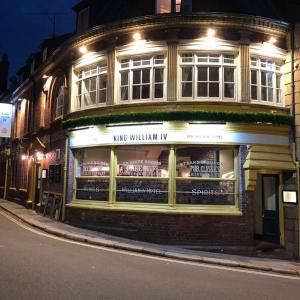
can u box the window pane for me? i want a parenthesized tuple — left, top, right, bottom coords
(176, 181, 235, 205)
(76, 178, 109, 201)
(267, 72, 273, 87)
(99, 90, 106, 103)
(90, 77, 97, 91)
(116, 146, 169, 177)
(121, 87, 128, 100)
(182, 67, 192, 81)
(251, 85, 257, 100)
(268, 88, 273, 102)
(209, 83, 219, 97)
(224, 55, 234, 64)
(251, 70, 257, 84)
(197, 54, 208, 63)
(116, 179, 168, 203)
(176, 147, 234, 179)
(156, 0, 172, 13)
(154, 55, 164, 65)
(261, 87, 267, 100)
(261, 72, 266, 86)
(182, 83, 192, 97)
(224, 68, 234, 83)
(224, 83, 234, 98)
(121, 71, 128, 86)
(132, 86, 140, 99)
(155, 84, 164, 98)
(182, 53, 193, 63)
(198, 67, 207, 81)
(197, 82, 207, 97)
(209, 67, 219, 81)
(155, 68, 164, 83)
(142, 69, 150, 83)
(133, 70, 141, 84)
(209, 54, 220, 63)
(142, 85, 150, 99)
(99, 74, 107, 89)
(78, 148, 110, 177)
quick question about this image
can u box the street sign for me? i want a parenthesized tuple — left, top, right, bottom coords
(0, 103, 13, 138)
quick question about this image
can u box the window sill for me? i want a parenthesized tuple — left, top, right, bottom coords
(67, 201, 242, 216)
(9, 187, 17, 191)
(19, 188, 28, 192)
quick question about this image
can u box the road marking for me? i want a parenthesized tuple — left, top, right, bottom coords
(0, 208, 299, 281)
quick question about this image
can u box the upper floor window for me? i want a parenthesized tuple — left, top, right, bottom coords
(250, 57, 282, 104)
(76, 63, 107, 110)
(156, 0, 182, 13)
(119, 55, 166, 102)
(52, 77, 66, 120)
(54, 86, 65, 119)
(180, 53, 236, 100)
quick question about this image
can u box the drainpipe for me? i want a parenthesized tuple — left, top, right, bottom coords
(291, 23, 300, 260)
(62, 136, 69, 221)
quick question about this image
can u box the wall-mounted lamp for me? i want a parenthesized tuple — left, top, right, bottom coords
(133, 32, 142, 41)
(268, 37, 277, 44)
(79, 45, 88, 54)
(42, 74, 49, 79)
(207, 28, 216, 38)
(21, 154, 27, 161)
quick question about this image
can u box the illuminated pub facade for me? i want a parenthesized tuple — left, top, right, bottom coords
(3, 0, 300, 257)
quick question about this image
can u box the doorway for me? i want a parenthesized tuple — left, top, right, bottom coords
(34, 164, 41, 208)
(261, 175, 280, 243)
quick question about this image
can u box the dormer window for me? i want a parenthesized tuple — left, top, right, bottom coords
(77, 7, 89, 33)
(156, 0, 182, 13)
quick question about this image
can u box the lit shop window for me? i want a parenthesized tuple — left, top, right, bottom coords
(176, 147, 236, 205)
(250, 57, 282, 104)
(75, 147, 110, 201)
(156, 0, 182, 13)
(119, 55, 165, 101)
(76, 64, 107, 109)
(180, 53, 236, 100)
(116, 145, 169, 203)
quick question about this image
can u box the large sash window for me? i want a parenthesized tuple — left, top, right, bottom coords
(250, 57, 283, 104)
(180, 53, 236, 100)
(119, 55, 166, 101)
(76, 63, 107, 109)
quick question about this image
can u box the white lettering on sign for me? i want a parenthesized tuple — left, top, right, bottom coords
(69, 122, 289, 148)
(0, 104, 12, 138)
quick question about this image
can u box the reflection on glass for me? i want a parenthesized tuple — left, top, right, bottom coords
(78, 148, 110, 177)
(176, 147, 234, 179)
(117, 146, 169, 177)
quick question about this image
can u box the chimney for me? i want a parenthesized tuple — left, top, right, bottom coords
(0, 53, 10, 93)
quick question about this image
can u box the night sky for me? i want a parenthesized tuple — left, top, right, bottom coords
(0, 0, 78, 79)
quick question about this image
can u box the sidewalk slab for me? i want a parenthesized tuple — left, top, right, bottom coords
(1, 199, 300, 277)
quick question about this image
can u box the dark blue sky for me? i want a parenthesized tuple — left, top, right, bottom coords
(0, 0, 79, 79)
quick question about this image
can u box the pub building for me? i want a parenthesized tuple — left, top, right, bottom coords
(3, 0, 300, 258)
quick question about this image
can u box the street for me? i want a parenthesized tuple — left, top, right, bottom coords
(0, 209, 299, 300)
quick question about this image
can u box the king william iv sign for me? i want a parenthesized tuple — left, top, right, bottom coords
(0, 104, 13, 138)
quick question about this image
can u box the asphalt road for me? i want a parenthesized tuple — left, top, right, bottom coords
(0, 210, 299, 300)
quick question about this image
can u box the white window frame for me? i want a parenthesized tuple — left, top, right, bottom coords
(75, 63, 107, 110)
(179, 52, 237, 101)
(118, 55, 166, 103)
(250, 57, 283, 106)
(54, 86, 65, 119)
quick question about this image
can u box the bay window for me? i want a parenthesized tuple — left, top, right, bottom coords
(180, 53, 236, 100)
(76, 63, 107, 110)
(176, 147, 236, 205)
(119, 55, 166, 101)
(116, 145, 169, 203)
(73, 144, 238, 209)
(250, 57, 283, 104)
(75, 147, 110, 201)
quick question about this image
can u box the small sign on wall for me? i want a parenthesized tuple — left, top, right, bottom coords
(282, 190, 298, 205)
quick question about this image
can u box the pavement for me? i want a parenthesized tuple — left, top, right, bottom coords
(1, 198, 300, 277)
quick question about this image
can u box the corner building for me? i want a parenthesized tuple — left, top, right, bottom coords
(7, 1, 300, 257)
